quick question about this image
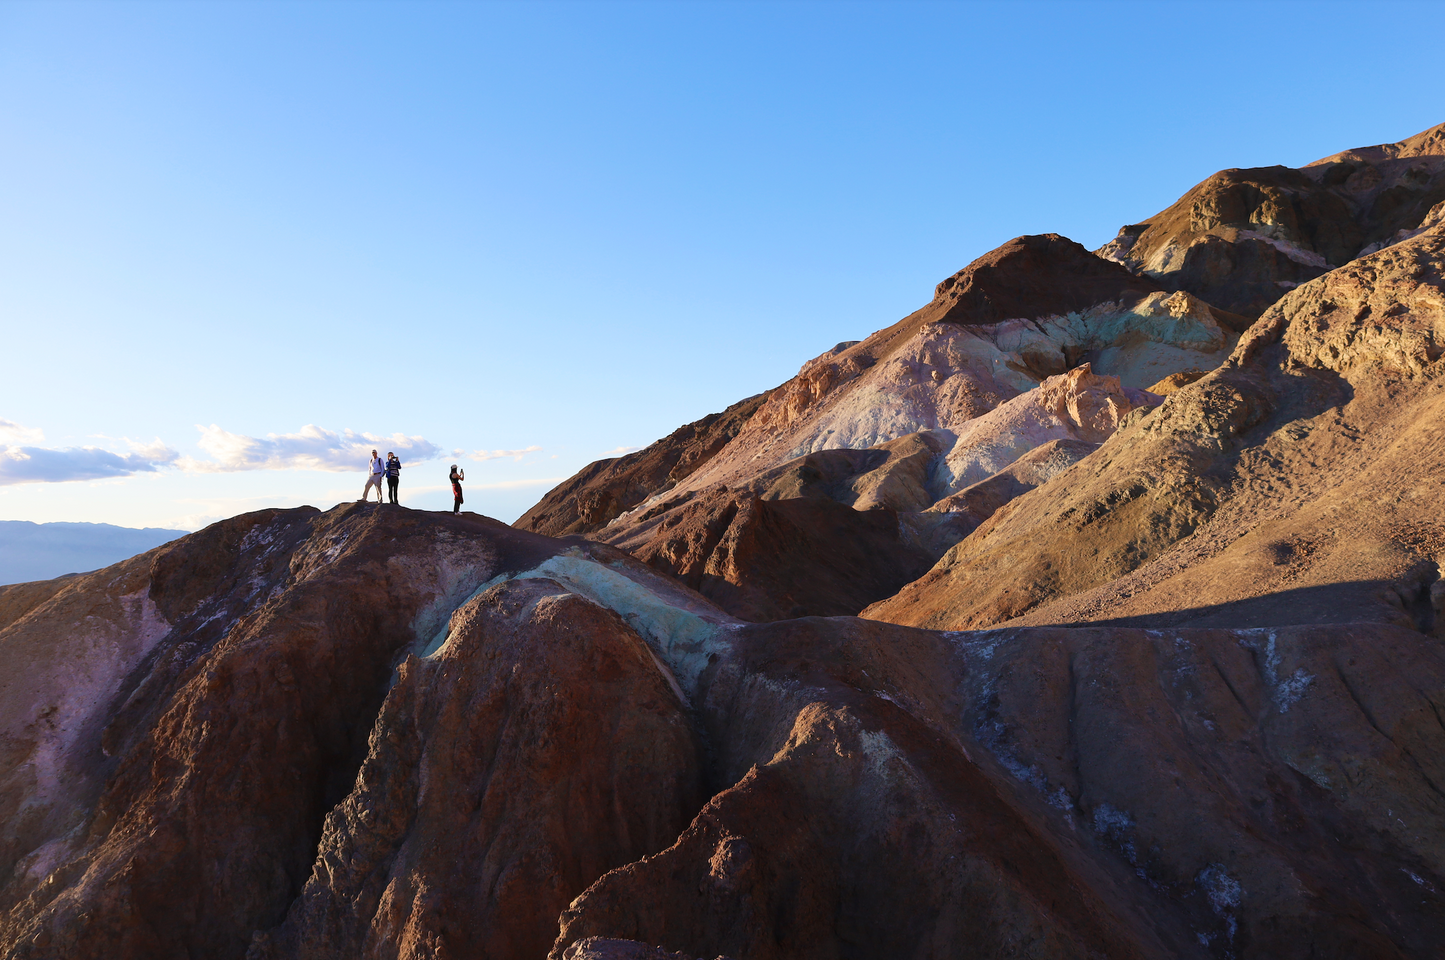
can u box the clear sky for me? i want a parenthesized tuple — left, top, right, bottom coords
(2, 0, 1442, 529)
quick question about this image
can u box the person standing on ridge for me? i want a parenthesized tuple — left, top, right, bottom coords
(362, 449, 385, 503)
(449, 464, 465, 515)
(385, 452, 401, 505)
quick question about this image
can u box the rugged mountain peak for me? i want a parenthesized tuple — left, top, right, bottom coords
(927, 233, 1162, 326)
(1099, 121, 1445, 318)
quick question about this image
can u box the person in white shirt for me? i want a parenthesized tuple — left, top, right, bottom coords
(361, 449, 386, 503)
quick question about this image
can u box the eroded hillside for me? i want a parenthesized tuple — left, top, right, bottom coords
(3, 505, 1443, 959)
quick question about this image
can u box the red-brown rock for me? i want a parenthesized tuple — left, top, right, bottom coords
(249, 577, 701, 960)
(606, 490, 934, 621)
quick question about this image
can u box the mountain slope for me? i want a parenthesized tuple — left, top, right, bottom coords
(866, 217, 1445, 632)
(519, 235, 1242, 618)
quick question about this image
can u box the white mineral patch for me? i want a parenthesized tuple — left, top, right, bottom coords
(933, 365, 1154, 496)
(403, 538, 501, 649)
(1235, 628, 1315, 714)
(1236, 229, 1330, 269)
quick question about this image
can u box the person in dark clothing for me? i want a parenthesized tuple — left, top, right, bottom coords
(449, 464, 465, 514)
(385, 452, 401, 504)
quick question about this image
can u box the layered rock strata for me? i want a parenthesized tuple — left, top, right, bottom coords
(250, 577, 702, 960)
(0, 507, 646, 958)
(868, 221, 1445, 632)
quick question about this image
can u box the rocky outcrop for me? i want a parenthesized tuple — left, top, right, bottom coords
(1146, 369, 1207, 395)
(0, 506, 614, 959)
(517, 392, 771, 538)
(921, 233, 1163, 326)
(1099, 121, 1445, 318)
(868, 222, 1445, 632)
(250, 577, 702, 960)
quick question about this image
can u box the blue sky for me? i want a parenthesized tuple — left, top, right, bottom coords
(2, 0, 1442, 529)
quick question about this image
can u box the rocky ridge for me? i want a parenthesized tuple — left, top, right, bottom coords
(2, 506, 1442, 959)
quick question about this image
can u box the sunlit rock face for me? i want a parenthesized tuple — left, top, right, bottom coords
(659, 239, 1237, 498)
(867, 221, 1445, 633)
(1098, 121, 1445, 318)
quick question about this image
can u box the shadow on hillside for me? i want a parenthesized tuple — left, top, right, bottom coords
(1039, 574, 1440, 637)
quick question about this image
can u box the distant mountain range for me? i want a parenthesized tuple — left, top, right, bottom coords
(0, 520, 186, 585)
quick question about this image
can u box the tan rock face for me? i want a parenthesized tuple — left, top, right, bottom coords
(1146, 369, 1207, 395)
(867, 225, 1445, 632)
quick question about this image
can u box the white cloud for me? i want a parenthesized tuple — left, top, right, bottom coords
(0, 443, 180, 486)
(469, 445, 542, 462)
(600, 445, 642, 457)
(181, 424, 444, 473)
(0, 419, 179, 486)
(0, 418, 45, 444)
